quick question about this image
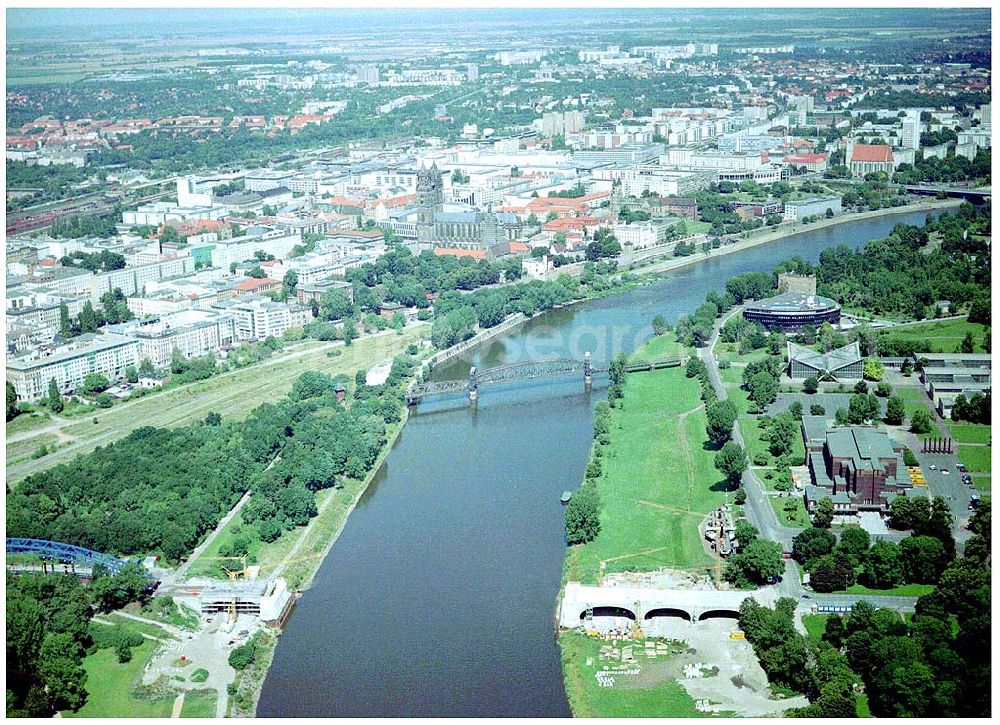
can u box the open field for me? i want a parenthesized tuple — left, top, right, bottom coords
(563, 361, 722, 585)
(7, 325, 428, 485)
(63, 640, 174, 718)
(559, 631, 709, 718)
(878, 317, 988, 353)
(972, 476, 991, 493)
(770, 496, 810, 527)
(958, 445, 992, 474)
(948, 424, 991, 444)
(801, 614, 829, 645)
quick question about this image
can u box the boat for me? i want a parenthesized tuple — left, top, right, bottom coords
(560, 491, 573, 504)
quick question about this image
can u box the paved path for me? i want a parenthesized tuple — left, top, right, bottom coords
(90, 616, 171, 643)
(171, 693, 185, 718)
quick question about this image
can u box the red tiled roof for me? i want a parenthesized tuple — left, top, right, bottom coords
(851, 144, 893, 163)
(234, 277, 279, 292)
(433, 248, 487, 260)
(784, 153, 828, 164)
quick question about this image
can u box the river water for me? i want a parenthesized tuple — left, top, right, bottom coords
(257, 210, 932, 717)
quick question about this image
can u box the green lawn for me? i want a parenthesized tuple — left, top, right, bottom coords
(628, 332, 690, 363)
(972, 476, 991, 492)
(63, 640, 175, 718)
(948, 424, 991, 444)
(5, 410, 52, 436)
(801, 614, 829, 645)
(564, 363, 722, 585)
(718, 365, 744, 385)
(844, 583, 936, 597)
(739, 415, 806, 467)
(878, 317, 989, 353)
(959, 445, 992, 474)
(560, 631, 722, 718)
(180, 690, 217, 718)
(771, 496, 810, 527)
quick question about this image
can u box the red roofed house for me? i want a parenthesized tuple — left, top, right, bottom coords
(847, 142, 895, 177)
(783, 153, 829, 172)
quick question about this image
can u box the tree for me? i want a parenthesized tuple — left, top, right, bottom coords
(863, 358, 885, 381)
(714, 442, 748, 486)
(909, 408, 933, 434)
(734, 520, 759, 550)
(809, 552, 856, 592)
(7, 381, 20, 421)
(78, 301, 99, 334)
(282, 269, 299, 298)
(228, 640, 257, 670)
(342, 319, 358, 346)
(960, 331, 976, 354)
(900, 535, 948, 584)
(810, 404, 826, 416)
(834, 407, 849, 426)
(848, 393, 881, 424)
(788, 400, 803, 421)
(124, 364, 139, 384)
(705, 399, 737, 445)
(747, 370, 779, 410)
(766, 412, 797, 457)
(726, 539, 784, 587)
(836, 526, 871, 566)
(47, 378, 64, 413)
(862, 540, 904, 588)
(565, 482, 601, 545)
(59, 301, 73, 339)
(651, 314, 668, 337)
(813, 497, 835, 528)
(792, 527, 836, 564)
(78, 373, 110, 396)
(884, 395, 906, 425)
(139, 358, 155, 377)
(37, 634, 87, 711)
(854, 380, 869, 395)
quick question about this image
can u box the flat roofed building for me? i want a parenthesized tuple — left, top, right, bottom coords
(743, 291, 841, 331)
(296, 278, 354, 305)
(787, 340, 863, 380)
(7, 332, 139, 402)
(914, 352, 991, 370)
(105, 309, 237, 368)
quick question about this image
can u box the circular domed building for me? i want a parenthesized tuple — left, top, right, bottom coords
(742, 291, 841, 331)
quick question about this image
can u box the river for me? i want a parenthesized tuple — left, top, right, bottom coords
(257, 210, 934, 717)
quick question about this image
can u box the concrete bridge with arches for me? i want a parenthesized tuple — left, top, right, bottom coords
(558, 581, 778, 629)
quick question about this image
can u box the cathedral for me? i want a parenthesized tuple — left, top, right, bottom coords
(415, 163, 519, 257)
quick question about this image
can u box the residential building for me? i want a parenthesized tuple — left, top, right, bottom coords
(7, 332, 139, 402)
(782, 196, 842, 222)
(105, 309, 237, 367)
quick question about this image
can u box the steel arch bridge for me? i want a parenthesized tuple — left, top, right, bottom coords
(6, 538, 132, 575)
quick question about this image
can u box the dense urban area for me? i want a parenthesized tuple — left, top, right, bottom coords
(5, 7, 992, 719)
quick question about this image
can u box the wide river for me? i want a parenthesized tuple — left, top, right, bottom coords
(258, 210, 932, 717)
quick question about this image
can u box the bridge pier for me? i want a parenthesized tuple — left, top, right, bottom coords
(468, 366, 478, 408)
(584, 351, 592, 393)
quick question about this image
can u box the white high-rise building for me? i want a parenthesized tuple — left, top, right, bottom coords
(466, 63, 479, 82)
(901, 110, 923, 150)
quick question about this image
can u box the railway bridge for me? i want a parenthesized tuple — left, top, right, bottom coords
(406, 353, 685, 406)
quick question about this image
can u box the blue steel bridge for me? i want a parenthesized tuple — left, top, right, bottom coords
(6, 537, 140, 577)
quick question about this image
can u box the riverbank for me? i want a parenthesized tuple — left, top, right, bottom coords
(632, 198, 964, 278)
(558, 333, 734, 716)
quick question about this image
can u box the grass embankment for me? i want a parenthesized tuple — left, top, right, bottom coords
(7, 325, 428, 484)
(559, 631, 717, 718)
(563, 341, 723, 585)
(958, 445, 992, 475)
(878, 317, 989, 353)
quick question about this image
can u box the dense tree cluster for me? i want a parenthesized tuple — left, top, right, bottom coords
(817, 206, 991, 320)
(6, 566, 151, 717)
(745, 501, 988, 718)
(894, 147, 990, 185)
(7, 354, 418, 563)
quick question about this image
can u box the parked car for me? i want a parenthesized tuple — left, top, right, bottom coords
(957, 463, 967, 472)
(928, 464, 938, 471)
(941, 468, 950, 475)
